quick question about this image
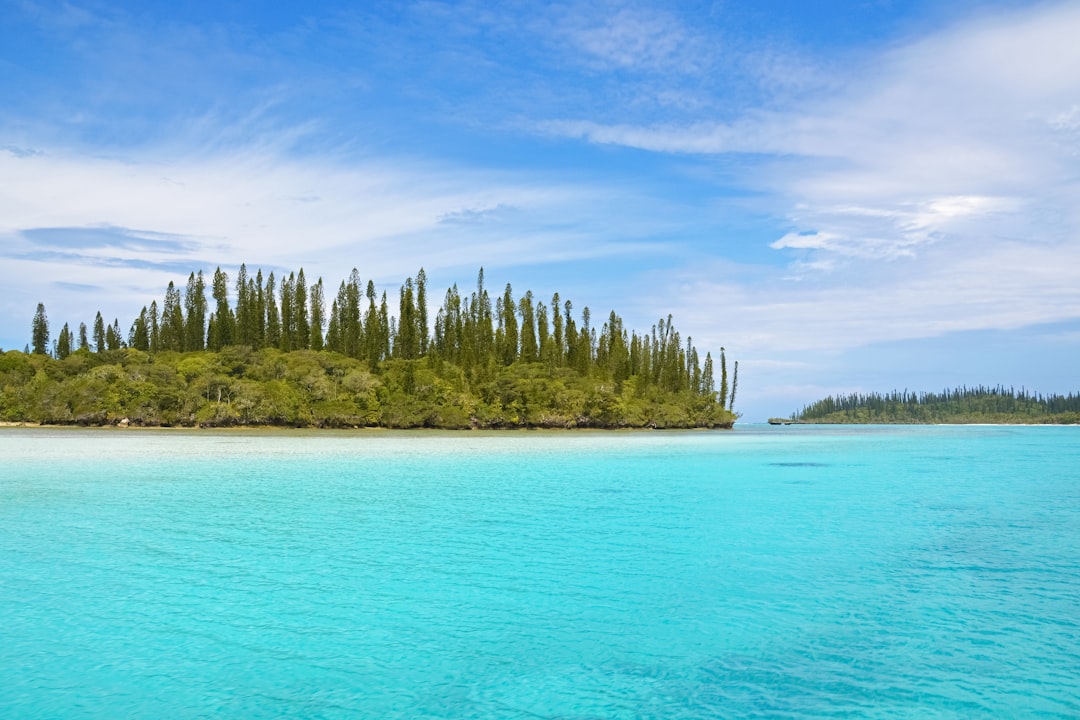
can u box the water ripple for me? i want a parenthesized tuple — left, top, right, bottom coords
(2, 426, 1079, 717)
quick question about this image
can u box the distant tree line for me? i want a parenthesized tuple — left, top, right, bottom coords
(8, 266, 738, 429)
(793, 385, 1080, 425)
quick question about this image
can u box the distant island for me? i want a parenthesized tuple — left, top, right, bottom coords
(790, 386, 1080, 425)
(2, 266, 738, 429)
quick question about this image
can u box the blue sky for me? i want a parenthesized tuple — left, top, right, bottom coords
(2, 0, 1079, 421)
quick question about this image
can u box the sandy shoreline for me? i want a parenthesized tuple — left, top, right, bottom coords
(0, 422, 732, 434)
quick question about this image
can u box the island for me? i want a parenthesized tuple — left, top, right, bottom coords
(3, 266, 738, 429)
(790, 386, 1080, 425)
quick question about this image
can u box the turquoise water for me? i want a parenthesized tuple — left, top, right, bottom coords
(1, 425, 1079, 718)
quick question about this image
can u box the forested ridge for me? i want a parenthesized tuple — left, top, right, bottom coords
(4, 266, 737, 429)
(793, 386, 1080, 425)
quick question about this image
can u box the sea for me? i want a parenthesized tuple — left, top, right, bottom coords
(1, 424, 1078, 718)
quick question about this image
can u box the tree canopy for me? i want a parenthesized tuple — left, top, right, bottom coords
(7, 266, 738, 429)
(792, 385, 1080, 425)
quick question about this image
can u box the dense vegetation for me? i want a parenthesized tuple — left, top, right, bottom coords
(5, 267, 737, 429)
(793, 386, 1080, 425)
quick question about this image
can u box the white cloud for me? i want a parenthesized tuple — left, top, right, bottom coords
(539, 117, 789, 155)
(548, 1, 1080, 363)
(1048, 104, 1080, 132)
(667, 234, 1080, 358)
(563, 6, 696, 73)
(0, 142, 684, 348)
(769, 194, 1030, 261)
(0, 145, 588, 269)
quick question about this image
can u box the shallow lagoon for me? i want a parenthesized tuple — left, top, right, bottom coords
(2, 425, 1079, 717)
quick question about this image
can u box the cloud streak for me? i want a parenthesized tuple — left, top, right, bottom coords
(557, 5, 701, 74)
(0, 140, 688, 349)
(549, 1, 1080, 348)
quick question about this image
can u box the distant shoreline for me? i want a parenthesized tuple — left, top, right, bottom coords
(791, 386, 1079, 425)
(782, 420, 1077, 427)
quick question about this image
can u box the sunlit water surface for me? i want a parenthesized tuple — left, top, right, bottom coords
(2, 425, 1079, 718)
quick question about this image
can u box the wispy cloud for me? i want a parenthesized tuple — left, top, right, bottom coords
(669, 235, 1080, 357)
(552, 1, 1080, 353)
(769, 194, 1029, 261)
(555, 4, 701, 74)
(0, 140, 686, 345)
(21, 226, 200, 253)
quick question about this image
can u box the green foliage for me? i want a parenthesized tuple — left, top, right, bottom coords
(160, 283, 183, 351)
(208, 266, 234, 350)
(56, 322, 72, 360)
(0, 348, 737, 429)
(184, 271, 207, 352)
(9, 266, 739, 429)
(31, 303, 49, 355)
(93, 312, 106, 353)
(794, 385, 1080, 425)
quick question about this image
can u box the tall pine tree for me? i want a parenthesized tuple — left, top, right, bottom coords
(93, 312, 106, 353)
(265, 272, 281, 349)
(309, 278, 325, 351)
(209, 267, 234, 350)
(294, 269, 310, 351)
(31, 303, 49, 355)
(184, 271, 207, 351)
(56, 322, 71, 359)
(160, 282, 184, 351)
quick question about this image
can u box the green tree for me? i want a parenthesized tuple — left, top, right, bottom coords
(551, 292, 563, 365)
(577, 306, 593, 374)
(184, 271, 207, 351)
(688, 343, 701, 395)
(148, 301, 161, 352)
(56, 322, 72, 359)
(93, 312, 106, 353)
(536, 300, 549, 362)
(728, 360, 739, 410)
(378, 291, 391, 362)
(702, 352, 715, 397)
(209, 266, 234, 350)
(106, 318, 123, 351)
(254, 269, 267, 348)
(718, 348, 728, 410)
(563, 299, 577, 370)
(160, 282, 184, 351)
(326, 296, 342, 353)
(395, 277, 419, 359)
(363, 279, 380, 362)
(294, 269, 310, 351)
(518, 290, 537, 363)
(343, 271, 362, 358)
(279, 272, 295, 351)
(433, 284, 462, 363)
(235, 264, 253, 346)
(31, 303, 49, 355)
(310, 277, 325, 351)
(416, 268, 429, 355)
(130, 307, 150, 351)
(497, 283, 518, 365)
(265, 272, 281, 349)
(598, 310, 629, 388)
(470, 268, 494, 367)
